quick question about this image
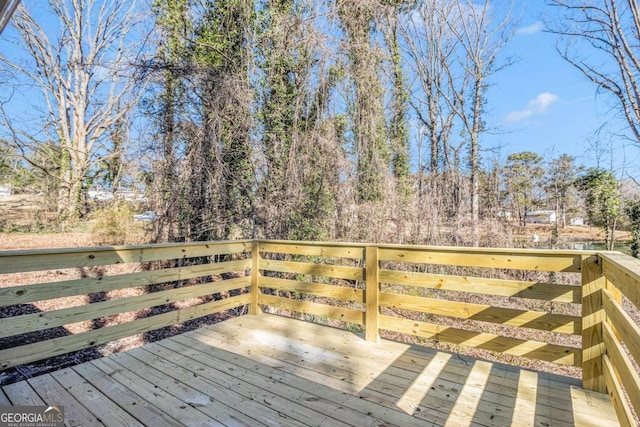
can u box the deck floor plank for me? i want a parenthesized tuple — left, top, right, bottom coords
(27, 374, 103, 427)
(136, 343, 356, 427)
(192, 317, 573, 426)
(1, 314, 619, 427)
(0, 389, 10, 405)
(91, 357, 224, 427)
(71, 362, 182, 427)
(118, 347, 296, 427)
(154, 336, 411, 427)
(50, 367, 145, 427)
(3, 380, 46, 405)
(166, 332, 427, 427)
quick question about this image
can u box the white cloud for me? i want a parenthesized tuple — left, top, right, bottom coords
(516, 22, 543, 35)
(506, 92, 559, 123)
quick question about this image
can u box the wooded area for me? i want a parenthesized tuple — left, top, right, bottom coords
(1, 0, 640, 251)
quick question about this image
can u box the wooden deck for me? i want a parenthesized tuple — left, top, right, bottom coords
(1, 314, 618, 427)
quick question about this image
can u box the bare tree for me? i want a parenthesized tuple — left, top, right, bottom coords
(0, 0, 144, 219)
(399, 0, 458, 175)
(548, 0, 640, 143)
(441, 0, 516, 246)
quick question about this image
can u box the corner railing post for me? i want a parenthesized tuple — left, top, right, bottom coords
(365, 245, 379, 342)
(250, 241, 261, 315)
(582, 254, 606, 393)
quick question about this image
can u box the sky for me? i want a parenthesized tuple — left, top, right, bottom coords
(481, 2, 640, 179)
(1, 1, 639, 180)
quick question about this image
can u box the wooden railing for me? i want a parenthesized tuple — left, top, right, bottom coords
(0, 240, 253, 370)
(593, 253, 640, 426)
(1, 239, 639, 425)
(255, 241, 584, 367)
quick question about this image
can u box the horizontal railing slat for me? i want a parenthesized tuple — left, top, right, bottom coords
(0, 294, 250, 370)
(0, 241, 251, 274)
(379, 292, 580, 334)
(258, 241, 364, 259)
(0, 259, 251, 307)
(379, 269, 580, 303)
(601, 252, 640, 310)
(378, 247, 583, 272)
(378, 315, 579, 366)
(603, 354, 635, 427)
(259, 259, 363, 281)
(602, 322, 640, 419)
(259, 276, 364, 303)
(0, 277, 249, 339)
(602, 287, 640, 371)
(258, 294, 364, 325)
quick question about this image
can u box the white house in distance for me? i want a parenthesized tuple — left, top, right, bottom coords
(0, 184, 11, 197)
(525, 210, 557, 224)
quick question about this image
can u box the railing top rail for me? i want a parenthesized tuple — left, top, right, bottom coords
(0, 239, 608, 258)
(0, 239, 254, 257)
(255, 239, 600, 256)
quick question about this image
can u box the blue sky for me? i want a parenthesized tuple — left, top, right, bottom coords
(481, 2, 640, 178)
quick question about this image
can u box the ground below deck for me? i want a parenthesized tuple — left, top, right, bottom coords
(0, 314, 619, 426)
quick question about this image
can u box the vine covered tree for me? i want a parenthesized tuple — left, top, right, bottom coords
(337, 0, 388, 204)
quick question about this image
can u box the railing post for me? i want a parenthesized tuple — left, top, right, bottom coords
(582, 254, 606, 393)
(250, 241, 261, 315)
(365, 245, 379, 342)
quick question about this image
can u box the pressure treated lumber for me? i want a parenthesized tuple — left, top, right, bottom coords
(259, 258, 363, 281)
(582, 255, 606, 392)
(379, 292, 580, 334)
(0, 240, 251, 274)
(258, 294, 364, 325)
(0, 258, 250, 307)
(0, 294, 250, 369)
(258, 241, 364, 259)
(0, 277, 248, 338)
(379, 315, 579, 366)
(379, 269, 581, 303)
(258, 276, 363, 302)
(378, 246, 583, 272)
(601, 252, 640, 309)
